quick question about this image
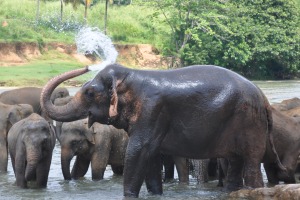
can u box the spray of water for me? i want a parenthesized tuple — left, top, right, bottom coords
(75, 27, 118, 72)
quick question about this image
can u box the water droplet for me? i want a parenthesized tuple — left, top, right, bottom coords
(75, 27, 118, 72)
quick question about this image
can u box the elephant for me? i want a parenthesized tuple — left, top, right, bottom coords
(218, 107, 300, 186)
(40, 64, 286, 197)
(53, 96, 74, 135)
(56, 119, 128, 180)
(263, 107, 300, 184)
(190, 158, 218, 184)
(161, 154, 189, 183)
(7, 113, 56, 188)
(0, 87, 69, 121)
(0, 102, 34, 172)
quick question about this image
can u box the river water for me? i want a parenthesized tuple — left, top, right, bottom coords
(1, 80, 300, 200)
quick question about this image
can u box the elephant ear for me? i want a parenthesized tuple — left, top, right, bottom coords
(8, 107, 22, 126)
(109, 78, 120, 118)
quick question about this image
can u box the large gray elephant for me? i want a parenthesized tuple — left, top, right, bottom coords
(8, 113, 56, 188)
(40, 64, 286, 198)
(0, 87, 69, 120)
(0, 102, 33, 172)
(218, 107, 300, 186)
(56, 119, 128, 180)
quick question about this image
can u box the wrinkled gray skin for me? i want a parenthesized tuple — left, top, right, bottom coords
(191, 159, 209, 183)
(218, 107, 300, 186)
(40, 64, 286, 198)
(8, 113, 56, 188)
(57, 119, 128, 180)
(0, 87, 69, 121)
(0, 102, 33, 172)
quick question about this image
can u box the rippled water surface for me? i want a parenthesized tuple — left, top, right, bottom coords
(1, 80, 300, 200)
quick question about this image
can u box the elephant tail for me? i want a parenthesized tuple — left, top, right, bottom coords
(265, 98, 287, 172)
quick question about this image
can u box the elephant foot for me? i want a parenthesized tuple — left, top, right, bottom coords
(224, 181, 243, 192)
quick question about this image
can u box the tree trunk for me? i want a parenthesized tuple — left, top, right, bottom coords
(60, 0, 64, 22)
(84, 0, 88, 24)
(36, 0, 40, 24)
(104, 0, 109, 35)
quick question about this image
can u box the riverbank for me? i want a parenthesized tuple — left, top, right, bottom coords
(0, 42, 169, 87)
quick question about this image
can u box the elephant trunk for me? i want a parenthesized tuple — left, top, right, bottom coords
(40, 67, 90, 122)
(25, 149, 41, 181)
(61, 147, 74, 180)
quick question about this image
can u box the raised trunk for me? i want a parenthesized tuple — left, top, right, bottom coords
(40, 67, 89, 122)
(61, 148, 73, 180)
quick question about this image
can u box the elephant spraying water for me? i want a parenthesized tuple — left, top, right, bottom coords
(40, 64, 286, 198)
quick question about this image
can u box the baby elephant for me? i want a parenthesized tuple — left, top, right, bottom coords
(57, 119, 128, 180)
(8, 113, 56, 188)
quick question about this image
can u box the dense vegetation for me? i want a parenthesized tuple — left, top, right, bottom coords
(0, 0, 299, 79)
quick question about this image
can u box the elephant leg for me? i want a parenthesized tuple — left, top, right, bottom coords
(162, 154, 175, 182)
(90, 144, 111, 180)
(217, 158, 226, 187)
(145, 153, 163, 195)
(0, 134, 8, 172)
(124, 135, 163, 197)
(278, 156, 296, 184)
(208, 158, 218, 178)
(123, 114, 168, 197)
(191, 159, 209, 183)
(263, 162, 279, 185)
(225, 157, 244, 191)
(173, 156, 189, 183)
(36, 154, 52, 188)
(244, 157, 264, 188)
(111, 165, 124, 175)
(71, 156, 90, 180)
(15, 151, 27, 188)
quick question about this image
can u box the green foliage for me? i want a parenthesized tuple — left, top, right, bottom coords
(149, 0, 300, 79)
(0, 0, 299, 79)
(0, 0, 166, 46)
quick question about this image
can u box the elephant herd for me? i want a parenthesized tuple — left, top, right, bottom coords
(0, 87, 130, 188)
(2, 64, 300, 198)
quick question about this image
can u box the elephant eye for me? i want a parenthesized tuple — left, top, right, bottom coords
(85, 88, 95, 99)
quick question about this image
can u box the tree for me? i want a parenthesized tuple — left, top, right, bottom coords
(150, 0, 300, 79)
(149, 0, 231, 68)
(64, 0, 92, 23)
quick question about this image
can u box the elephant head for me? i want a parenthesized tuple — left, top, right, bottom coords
(57, 119, 95, 180)
(41, 64, 130, 128)
(50, 87, 70, 103)
(24, 115, 55, 181)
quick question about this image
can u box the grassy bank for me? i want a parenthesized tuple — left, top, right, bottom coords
(0, 0, 169, 87)
(0, 0, 169, 48)
(0, 60, 92, 87)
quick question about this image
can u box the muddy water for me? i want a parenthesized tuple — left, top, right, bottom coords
(0, 80, 300, 200)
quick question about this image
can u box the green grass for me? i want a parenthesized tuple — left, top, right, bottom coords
(0, 0, 168, 47)
(0, 60, 89, 87)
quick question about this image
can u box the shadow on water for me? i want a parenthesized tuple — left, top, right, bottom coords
(1, 80, 300, 199)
